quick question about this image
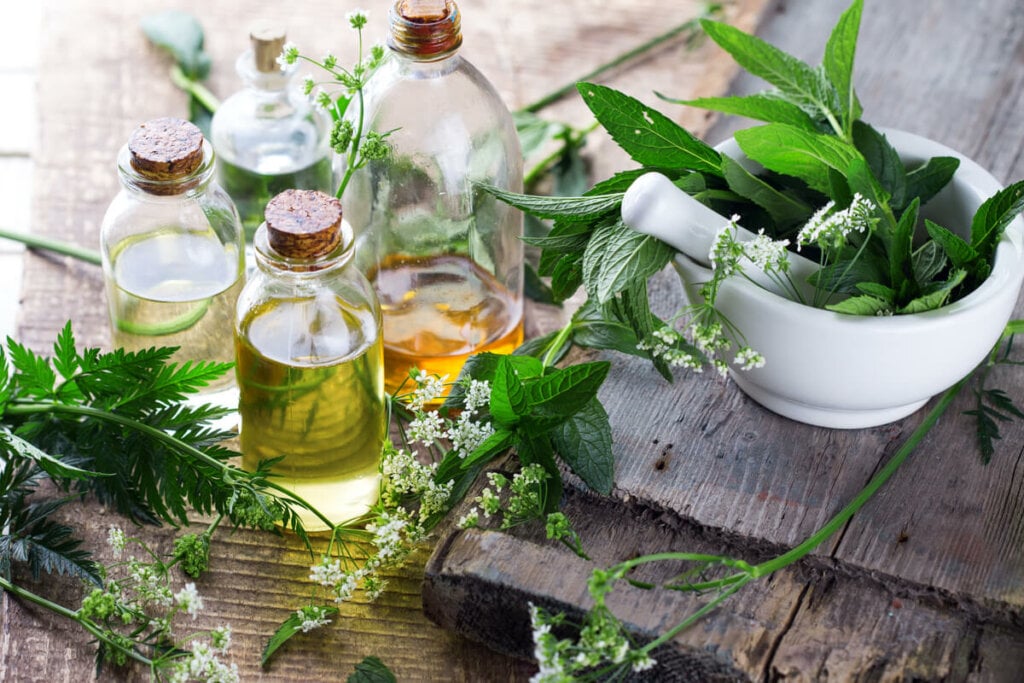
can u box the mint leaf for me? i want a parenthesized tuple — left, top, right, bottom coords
(700, 19, 835, 121)
(551, 253, 584, 302)
(970, 180, 1024, 261)
(898, 269, 966, 314)
(572, 319, 646, 358)
(140, 10, 211, 80)
(527, 361, 610, 421)
(854, 282, 895, 302)
(721, 155, 812, 227)
(490, 357, 530, 425)
(925, 219, 979, 270)
(911, 241, 948, 286)
(662, 93, 818, 130)
(822, 0, 863, 126)
(480, 183, 624, 221)
(262, 606, 340, 668)
(521, 220, 592, 251)
(348, 656, 397, 683)
(826, 294, 890, 315)
(889, 197, 920, 296)
(904, 156, 959, 209)
(853, 122, 906, 210)
(734, 124, 862, 196)
(582, 220, 675, 304)
(577, 82, 721, 173)
(441, 353, 543, 412)
(552, 398, 613, 494)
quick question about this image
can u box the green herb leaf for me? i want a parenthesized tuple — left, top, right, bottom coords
(526, 361, 610, 421)
(721, 155, 812, 227)
(970, 180, 1024, 261)
(521, 220, 593, 252)
(524, 262, 557, 304)
(822, 0, 864, 127)
(889, 197, 920, 296)
(734, 124, 862, 196)
(551, 253, 585, 302)
(1, 431, 99, 481)
(925, 219, 979, 270)
(852, 122, 906, 210)
(903, 156, 959, 208)
(551, 398, 614, 494)
(442, 353, 543, 412)
(699, 19, 836, 122)
(825, 294, 891, 315)
(348, 656, 398, 683)
(572, 320, 646, 358)
(898, 268, 965, 314)
(582, 220, 675, 304)
(514, 331, 572, 366)
(490, 357, 530, 425)
(262, 606, 340, 668)
(480, 183, 623, 221)
(52, 322, 79, 381)
(854, 282, 895, 302)
(911, 241, 948, 286)
(140, 10, 211, 80)
(661, 93, 819, 130)
(459, 429, 516, 470)
(576, 82, 721, 174)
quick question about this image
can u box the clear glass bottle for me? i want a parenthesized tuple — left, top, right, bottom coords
(100, 117, 245, 392)
(211, 28, 334, 242)
(235, 189, 385, 532)
(342, 0, 524, 396)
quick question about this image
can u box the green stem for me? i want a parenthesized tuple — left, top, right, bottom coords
(0, 227, 102, 265)
(5, 401, 337, 532)
(169, 64, 221, 113)
(541, 320, 575, 368)
(519, 10, 716, 114)
(0, 576, 155, 668)
(522, 122, 600, 188)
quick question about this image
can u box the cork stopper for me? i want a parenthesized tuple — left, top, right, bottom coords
(128, 118, 204, 181)
(389, 0, 462, 59)
(251, 27, 287, 73)
(265, 190, 343, 259)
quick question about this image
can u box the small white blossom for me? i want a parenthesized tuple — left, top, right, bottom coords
(797, 194, 876, 251)
(107, 526, 127, 557)
(408, 410, 445, 446)
(276, 42, 299, 67)
(446, 411, 495, 457)
(210, 626, 232, 654)
(302, 76, 315, 95)
(174, 582, 204, 619)
(463, 379, 492, 414)
(309, 556, 344, 588)
(408, 371, 448, 410)
(296, 605, 332, 633)
(733, 346, 766, 371)
(322, 52, 337, 69)
(457, 509, 479, 528)
(743, 230, 791, 273)
(708, 215, 744, 277)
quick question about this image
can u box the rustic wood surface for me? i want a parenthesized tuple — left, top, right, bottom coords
(3, 0, 770, 680)
(424, 0, 1024, 680)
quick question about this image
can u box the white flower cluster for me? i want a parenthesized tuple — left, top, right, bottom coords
(528, 603, 655, 682)
(296, 605, 333, 633)
(408, 369, 448, 410)
(458, 464, 551, 532)
(173, 582, 204, 620)
(380, 446, 453, 523)
(708, 214, 745, 277)
(744, 230, 792, 273)
(169, 639, 239, 683)
(107, 525, 127, 558)
(636, 326, 702, 370)
(797, 193, 876, 251)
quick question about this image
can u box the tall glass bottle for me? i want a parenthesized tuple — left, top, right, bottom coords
(100, 117, 245, 392)
(211, 28, 334, 242)
(342, 0, 524, 396)
(235, 189, 385, 531)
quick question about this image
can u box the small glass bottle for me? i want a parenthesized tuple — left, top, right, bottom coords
(100, 117, 245, 392)
(235, 189, 385, 531)
(211, 28, 334, 242)
(342, 0, 524, 396)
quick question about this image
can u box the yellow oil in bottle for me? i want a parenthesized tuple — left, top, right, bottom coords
(235, 298, 385, 532)
(372, 253, 524, 396)
(106, 230, 242, 391)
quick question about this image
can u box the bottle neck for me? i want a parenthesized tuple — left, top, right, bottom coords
(387, 0, 462, 63)
(252, 222, 355, 276)
(116, 140, 216, 197)
(236, 50, 295, 94)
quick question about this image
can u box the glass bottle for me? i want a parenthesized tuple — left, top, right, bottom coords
(342, 0, 524, 396)
(235, 189, 385, 532)
(211, 28, 334, 243)
(100, 117, 245, 392)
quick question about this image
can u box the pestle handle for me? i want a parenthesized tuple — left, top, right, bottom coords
(621, 172, 820, 301)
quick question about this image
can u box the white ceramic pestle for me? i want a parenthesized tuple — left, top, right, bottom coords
(620, 171, 819, 302)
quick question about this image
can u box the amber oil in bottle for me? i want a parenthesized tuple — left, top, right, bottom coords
(236, 190, 384, 531)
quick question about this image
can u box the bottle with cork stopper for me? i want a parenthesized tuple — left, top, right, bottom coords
(211, 27, 333, 243)
(340, 0, 524, 398)
(100, 117, 245, 391)
(234, 189, 385, 532)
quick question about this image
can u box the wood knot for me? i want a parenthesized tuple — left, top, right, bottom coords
(265, 189, 343, 259)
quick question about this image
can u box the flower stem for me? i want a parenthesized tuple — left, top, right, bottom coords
(541, 320, 575, 368)
(518, 8, 719, 114)
(0, 576, 156, 668)
(169, 64, 221, 113)
(0, 227, 102, 265)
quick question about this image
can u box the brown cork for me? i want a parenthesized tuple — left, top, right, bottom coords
(128, 118, 204, 181)
(265, 189, 343, 259)
(251, 27, 287, 73)
(390, 0, 462, 58)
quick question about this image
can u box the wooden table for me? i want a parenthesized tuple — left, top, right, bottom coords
(5, 0, 1024, 681)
